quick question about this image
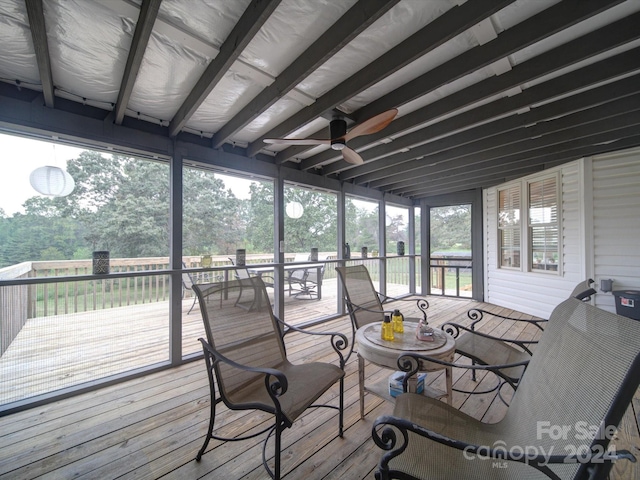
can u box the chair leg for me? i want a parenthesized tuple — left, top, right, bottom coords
(339, 376, 344, 437)
(358, 354, 365, 419)
(196, 386, 217, 461)
(275, 421, 284, 480)
(187, 296, 197, 315)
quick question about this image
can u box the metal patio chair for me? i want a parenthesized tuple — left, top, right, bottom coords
(287, 264, 324, 299)
(192, 277, 347, 480)
(182, 261, 226, 314)
(335, 265, 430, 416)
(441, 278, 596, 401)
(373, 296, 640, 479)
(181, 265, 199, 315)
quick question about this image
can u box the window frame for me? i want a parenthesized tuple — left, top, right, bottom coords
(496, 171, 561, 275)
(497, 184, 522, 270)
(527, 173, 561, 274)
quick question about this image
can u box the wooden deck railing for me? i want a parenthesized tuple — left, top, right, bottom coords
(0, 263, 32, 355)
(430, 256, 473, 296)
(0, 253, 424, 356)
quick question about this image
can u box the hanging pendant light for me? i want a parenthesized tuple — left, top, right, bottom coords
(29, 165, 75, 197)
(286, 201, 304, 219)
(29, 143, 75, 197)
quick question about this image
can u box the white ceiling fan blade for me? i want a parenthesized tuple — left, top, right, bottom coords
(263, 138, 330, 146)
(342, 146, 364, 165)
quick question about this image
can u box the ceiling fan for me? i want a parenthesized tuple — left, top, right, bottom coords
(263, 108, 398, 165)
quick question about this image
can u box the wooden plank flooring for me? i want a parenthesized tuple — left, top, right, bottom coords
(1, 296, 639, 479)
(0, 278, 409, 406)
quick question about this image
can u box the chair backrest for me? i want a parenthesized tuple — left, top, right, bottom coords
(182, 262, 194, 290)
(288, 268, 308, 282)
(336, 265, 385, 328)
(192, 278, 287, 406)
(234, 267, 251, 279)
(227, 257, 252, 279)
(500, 297, 640, 479)
(306, 265, 324, 284)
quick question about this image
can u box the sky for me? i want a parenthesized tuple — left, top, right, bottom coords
(0, 132, 405, 219)
(0, 133, 84, 215)
(0, 132, 255, 216)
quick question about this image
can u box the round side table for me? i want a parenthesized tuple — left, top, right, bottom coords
(355, 321, 455, 418)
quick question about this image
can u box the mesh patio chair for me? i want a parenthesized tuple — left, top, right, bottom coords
(228, 256, 275, 288)
(441, 278, 596, 402)
(335, 265, 429, 417)
(181, 265, 199, 315)
(287, 265, 324, 299)
(192, 277, 347, 480)
(373, 296, 640, 479)
(182, 262, 226, 314)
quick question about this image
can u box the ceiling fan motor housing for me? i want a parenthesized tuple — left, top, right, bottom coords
(330, 119, 347, 150)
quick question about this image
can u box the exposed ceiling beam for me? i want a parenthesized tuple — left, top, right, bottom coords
(25, 0, 55, 108)
(322, 15, 640, 177)
(247, 0, 516, 158)
(408, 134, 640, 198)
(210, 0, 399, 148)
(94, 0, 314, 108)
(294, 0, 624, 169)
(168, 0, 281, 138)
(114, 0, 161, 125)
(382, 107, 640, 193)
(358, 0, 625, 123)
(397, 121, 640, 197)
(350, 74, 640, 186)
(360, 76, 640, 188)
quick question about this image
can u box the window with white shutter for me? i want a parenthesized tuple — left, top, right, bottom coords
(498, 185, 521, 269)
(528, 175, 559, 272)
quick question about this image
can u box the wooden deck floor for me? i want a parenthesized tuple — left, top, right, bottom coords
(0, 278, 408, 406)
(1, 296, 639, 479)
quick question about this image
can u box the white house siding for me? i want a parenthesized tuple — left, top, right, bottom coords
(484, 147, 640, 319)
(484, 162, 585, 319)
(590, 148, 640, 313)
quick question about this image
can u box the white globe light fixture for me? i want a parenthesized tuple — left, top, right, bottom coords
(285, 201, 304, 219)
(29, 165, 75, 197)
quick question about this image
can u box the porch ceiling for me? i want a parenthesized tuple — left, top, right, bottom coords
(1, 0, 640, 199)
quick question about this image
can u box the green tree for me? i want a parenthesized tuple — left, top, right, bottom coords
(246, 182, 274, 253)
(284, 188, 337, 252)
(430, 205, 471, 253)
(64, 153, 170, 257)
(183, 169, 244, 255)
(345, 198, 379, 252)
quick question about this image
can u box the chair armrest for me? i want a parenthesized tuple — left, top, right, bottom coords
(346, 297, 429, 323)
(575, 287, 597, 301)
(466, 308, 547, 331)
(372, 415, 636, 480)
(379, 294, 429, 318)
(441, 322, 538, 355)
(199, 338, 289, 397)
(274, 317, 349, 368)
(397, 352, 530, 390)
